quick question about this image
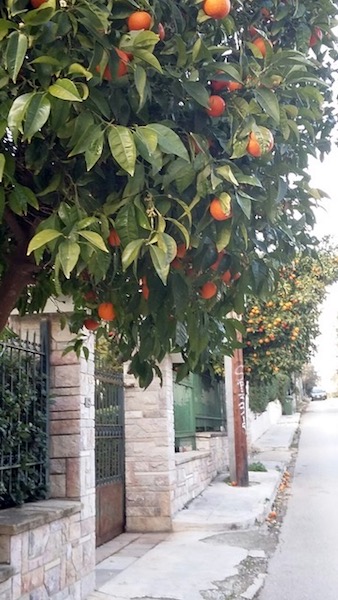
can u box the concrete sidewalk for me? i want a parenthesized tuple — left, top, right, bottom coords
(88, 413, 300, 600)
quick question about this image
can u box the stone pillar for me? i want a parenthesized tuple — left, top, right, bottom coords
(124, 356, 176, 532)
(9, 313, 96, 599)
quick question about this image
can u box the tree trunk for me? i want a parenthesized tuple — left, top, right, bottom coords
(0, 254, 38, 332)
(0, 210, 41, 333)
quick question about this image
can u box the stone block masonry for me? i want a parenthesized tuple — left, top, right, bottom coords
(124, 356, 177, 532)
(2, 314, 96, 600)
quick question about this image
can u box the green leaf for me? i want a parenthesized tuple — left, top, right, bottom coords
(0, 187, 4, 222)
(122, 239, 144, 270)
(133, 48, 163, 73)
(0, 19, 15, 42)
(182, 81, 210, 108)
(108, 125, 136, 176)
(8, 184, 38, 215)
(216, 165, 239, 186)
(148, 124, 189, 162)
(68, 63, 93, 81)
(149, 245, 170, 285)
(31, 55, 62, 66)
(23, 5, 55, 25)
(115, 203, 140, 245)
(216, 223, 232, 251)
(236, 192, 252, 219)
(85, 130, 104, 170)
(157, 233, 177, 263)
(165, 218, 190, 248)
(235, 174, 262, 187)
(134, 126, 158, 155)
(134, 65, 147, 109)
(254, 88, 280, 124)
(7, 93, 34, 136)
(78, 230, 108, 252)
(27, 229, 62, 255)
(37, 173, 62, 197)
(5, 31, 27, 83)
(48, 79, 84, 102)
(58, 240, 81, 279)
(23, 94, 51, 142)
(0, 154, 5, 182)
(211, 63, 242, 83)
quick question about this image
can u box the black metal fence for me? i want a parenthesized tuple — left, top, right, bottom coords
(0, 322, 50, 508)
(95, 364, 124, 487)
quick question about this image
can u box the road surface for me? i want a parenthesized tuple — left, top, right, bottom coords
(259, 397, 338, 600)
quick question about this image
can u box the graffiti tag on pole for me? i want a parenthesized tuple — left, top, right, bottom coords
(235, 363, 246, 430)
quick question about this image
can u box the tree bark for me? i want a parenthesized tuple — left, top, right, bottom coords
(0, 255, 38, 332)
(0, 210, 40, 332)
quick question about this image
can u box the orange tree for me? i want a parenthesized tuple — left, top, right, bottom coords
(243, 245, 338, 397)
(0, 0, 337, 385)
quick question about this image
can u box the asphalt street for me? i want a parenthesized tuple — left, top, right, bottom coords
(259, 397, 338, 600)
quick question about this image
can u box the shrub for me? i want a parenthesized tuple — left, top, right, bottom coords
(0, 342, 48, 508)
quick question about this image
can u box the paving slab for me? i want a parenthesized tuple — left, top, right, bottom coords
(87, 413, 301, 600)
(97, 530, 248, 600)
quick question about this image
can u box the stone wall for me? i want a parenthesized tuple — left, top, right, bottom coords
(124, 356, 176, 532)
(1, 314, 96, 600)
(173, 433, 228, 515)
(124, 356, 229, 531)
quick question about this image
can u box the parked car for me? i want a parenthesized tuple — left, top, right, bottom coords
(310, 387, 327, 401)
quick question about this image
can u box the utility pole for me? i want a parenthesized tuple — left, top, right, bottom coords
(225, 345, 249, 487)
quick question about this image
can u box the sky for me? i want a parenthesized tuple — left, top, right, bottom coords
(309, 148, 338, 391)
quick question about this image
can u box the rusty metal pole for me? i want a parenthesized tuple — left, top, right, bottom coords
(231, 345, 249, 486)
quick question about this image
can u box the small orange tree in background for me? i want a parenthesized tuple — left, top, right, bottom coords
(0, 0, 338, 385)
(243, 244, 338, 411)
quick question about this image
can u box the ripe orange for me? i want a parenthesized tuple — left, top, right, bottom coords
(211, 77, 242, 92)
(176, 243, 187, 259)
(84, 290, 97, 302)
(209, 197, 232, 221)
(141, 277, 150, 300)
(248, 25, 259, 37)
(247, 131, 262, 157)
(206, 95, 226, 117)
(261, 7, 271, 19)
(171, 257, 182, 269)
(309, 27, 323, 47)
(247, 129, 274, 157)
(211, 251, 225, 271)
(203, 0, 231, 19)
(108, 228, 121, 247)
(253, 37, 272, 57)
(97, 49, 130, 81)
(127, 11, 152, 31)
(221, 270, 232, 284)
(225, 81, 243, 92)
(200, 281, 218, 299)
(83, 318, 100, 331)
(210, 72, 228, 92)
(31, 0, 47, 7)
(98, 302, 116, 321)
(158, 23, 165, 41)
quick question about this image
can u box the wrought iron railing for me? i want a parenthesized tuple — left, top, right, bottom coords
(95, 366, 124, 486)
(0, 322, 50, 508)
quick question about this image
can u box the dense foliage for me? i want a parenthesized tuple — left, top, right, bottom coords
(243, 246, 338, 386)
(1, 0, 338, 385)
(0, 340, 48, 507)
(249, 372, 290, 414)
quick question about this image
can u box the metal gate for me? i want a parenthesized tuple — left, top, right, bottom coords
(95, 367, 125, 547)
